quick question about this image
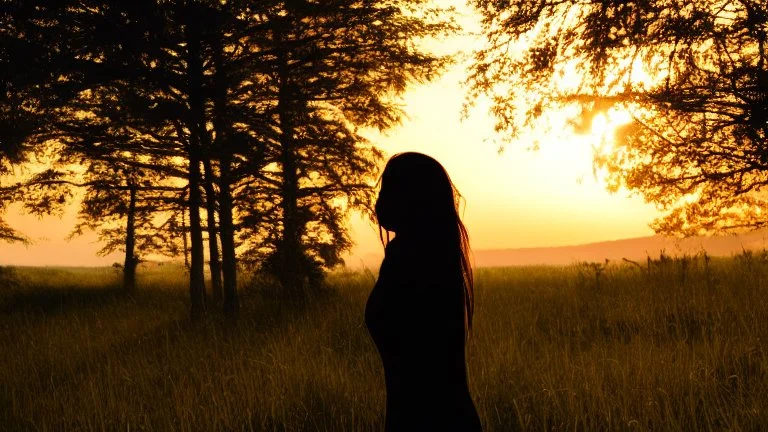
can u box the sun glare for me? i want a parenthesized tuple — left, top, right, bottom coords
(592, 109, 633, 136)
(591, 113, 609, 135)
(592, 108, 633, 149)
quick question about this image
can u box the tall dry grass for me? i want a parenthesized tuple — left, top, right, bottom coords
(0, 254, 766, 431)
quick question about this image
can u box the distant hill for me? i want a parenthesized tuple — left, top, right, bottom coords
(473, 230, 768, 267)
(345, 230, 768, 269)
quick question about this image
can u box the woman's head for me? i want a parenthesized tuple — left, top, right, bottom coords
(375, 152, 474, 329)
(375, 152, 459, 234)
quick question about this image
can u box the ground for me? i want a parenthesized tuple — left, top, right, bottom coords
(1, 254, 766, 431)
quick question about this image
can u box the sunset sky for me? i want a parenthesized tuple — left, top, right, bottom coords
(0, 1, 663, 267)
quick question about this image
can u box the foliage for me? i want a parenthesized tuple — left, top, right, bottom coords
(68, 166, 186, 260)
(0, 213, 26, 244)
(468, 0, 768, 236)
(0, 176, 26, 244)
(1, 0, 193, 263)
(233, 0, 456, 290)
(2, 0, 456, 305)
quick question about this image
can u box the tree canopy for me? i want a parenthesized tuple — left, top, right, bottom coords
(235, 1, 454, 293)
(2, 0, 456, 317)
(468, 0, 768, 236)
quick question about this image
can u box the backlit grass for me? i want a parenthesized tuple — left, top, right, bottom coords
(1, 255, 766, 431)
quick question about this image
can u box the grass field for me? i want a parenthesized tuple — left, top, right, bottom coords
(1, 254, 767, 431)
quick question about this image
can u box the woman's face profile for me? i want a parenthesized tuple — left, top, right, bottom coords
(375, 152, 455, 234)
(374, 170, 399, 232)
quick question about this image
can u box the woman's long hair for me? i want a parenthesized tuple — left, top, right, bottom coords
(374, 152, 475, 330)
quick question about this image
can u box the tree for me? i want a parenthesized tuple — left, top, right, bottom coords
(2, 0, 211, 317)
(0, 88, 29, 243)
(0, 0, 67, 244)
(11, 160, 187, 291)
(4, 0, 271, 318)
(4, 0, 457, 313)
(0, 180, 26, 244)
(3, 0, 279, 318)
(468, 0, 768, 235)
(66, 164, 187, 292)
(239, 0, 456, 295)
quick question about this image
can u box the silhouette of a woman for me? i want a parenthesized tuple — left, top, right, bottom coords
(365, 152, 482, 431)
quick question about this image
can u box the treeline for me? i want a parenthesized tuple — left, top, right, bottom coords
(0, 0, 455, 320)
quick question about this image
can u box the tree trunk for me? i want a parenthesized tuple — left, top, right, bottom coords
(276, 53, 304, 296)
(218, 154, 238, 319)
(278, 124, 303, 295)
(203, 159, 223, 303)
(212, 33, 239, 320)
(181, 204, 190, 269)
(122, 184, 138, 291)
(186, 7, 207, 321)
(187, 159, 206, 321)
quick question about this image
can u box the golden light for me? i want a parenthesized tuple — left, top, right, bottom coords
(591, 108, 633, 152)
(591, 112, 609, 136)
(0, 0, 665, 267)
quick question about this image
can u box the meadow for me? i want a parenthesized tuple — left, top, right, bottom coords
(0, 253, 767, 431)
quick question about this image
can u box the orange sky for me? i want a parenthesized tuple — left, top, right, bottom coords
(0, 2, 662, 267)
(344, 65, 660, 264)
